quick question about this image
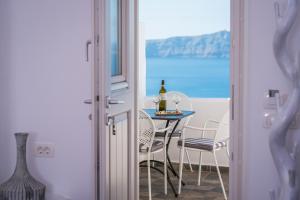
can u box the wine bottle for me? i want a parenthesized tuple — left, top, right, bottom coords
(159, 80, 167, 111)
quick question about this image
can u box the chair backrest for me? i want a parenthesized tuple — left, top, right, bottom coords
(215, 111, 230, 142)
(138, 110, 156, 152)
(166, 91, 194, 132)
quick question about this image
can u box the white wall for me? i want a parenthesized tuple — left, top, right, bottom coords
(0, 1, 93, 199)
(242, 0, 300, 199)
(144, 98, 230, 167)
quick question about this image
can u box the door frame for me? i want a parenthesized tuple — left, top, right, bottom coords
(229, 0, 245, 199)
(92, 0, 246, 199)
(134, 0, 246, 199)
(92, 0, 111, 199)
(91, 0, 103, 199)
(92, 0, 139, 199)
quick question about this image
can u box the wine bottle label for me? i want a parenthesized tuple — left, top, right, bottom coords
(160, 93, 166, 100)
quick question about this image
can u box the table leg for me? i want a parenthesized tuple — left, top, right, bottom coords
(140, 119, 186, 198)
(165, 120, 186, 186)
(140, 160, 179, 172)
(139, 165, 178, 196)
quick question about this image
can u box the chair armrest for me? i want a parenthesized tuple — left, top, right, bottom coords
(155, 126, 172, 133)
(207, 119, 220, 124)
(206, 119, 229, 126)
(183, 125, 217, 132)
(218, 137, 230, 143)
(155, 126, 173, 145)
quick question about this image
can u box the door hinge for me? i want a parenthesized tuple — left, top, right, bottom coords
(231, 84, 235, 120)
(96, 95, 99, 102)
(96, 35, 100, 46)
(97, 160, 100, 171)
(232, 38, 235, 49)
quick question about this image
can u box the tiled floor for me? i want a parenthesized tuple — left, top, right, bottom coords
(140, 164, 229, 200)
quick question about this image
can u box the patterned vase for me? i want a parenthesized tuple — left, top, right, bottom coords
(0, 133, 46, 200)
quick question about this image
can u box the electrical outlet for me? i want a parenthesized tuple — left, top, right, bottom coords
(263, 91, 288, 110)
(263, 112, 276, 128)
(34, 143, 55, 158)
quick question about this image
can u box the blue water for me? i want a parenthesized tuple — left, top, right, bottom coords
(146, 58, 230, 98)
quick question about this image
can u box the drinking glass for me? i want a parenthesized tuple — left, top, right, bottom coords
(152, 96, 160, 112)
(172, 95, 181, 112)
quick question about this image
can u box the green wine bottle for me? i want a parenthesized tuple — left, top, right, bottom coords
(159, 80, 167, 111)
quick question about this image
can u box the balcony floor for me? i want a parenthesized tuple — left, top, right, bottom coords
(140, 164, 229, 200)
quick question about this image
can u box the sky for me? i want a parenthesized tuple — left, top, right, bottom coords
(139, 0, 230, 40)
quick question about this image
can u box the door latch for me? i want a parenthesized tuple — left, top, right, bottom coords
(105, 96, 125, 109)
(105, 114, 116, 135)
(105, 113, 113, 126)
(112, 124, 116, 135)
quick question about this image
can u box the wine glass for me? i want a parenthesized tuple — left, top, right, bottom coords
(172, 95, 181, 112)
(152, 96, 160, 112)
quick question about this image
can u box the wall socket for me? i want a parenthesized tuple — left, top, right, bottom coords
(263, 92, 288, 110)
(34, 143, 55, 158)
(263, 112, 277, 128)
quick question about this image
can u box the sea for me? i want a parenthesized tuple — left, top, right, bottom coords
(146, 58, 230, 98)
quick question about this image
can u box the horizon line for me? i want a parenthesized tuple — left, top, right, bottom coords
(145, 30, 230, 41)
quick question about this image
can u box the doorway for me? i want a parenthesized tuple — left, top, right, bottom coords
(138, 0, 230, 199)
(93, 0, 244, 199)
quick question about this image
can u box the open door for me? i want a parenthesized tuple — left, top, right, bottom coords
(93, 0, 138, 199)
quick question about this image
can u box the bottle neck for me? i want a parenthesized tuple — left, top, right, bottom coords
(13, 133, 29, 176)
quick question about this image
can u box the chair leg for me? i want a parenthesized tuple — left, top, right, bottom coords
(213, 151, 227, 200)
(226, 145, 230, 159)
(185, 149, 193, 172)
(152, 154, 155, 167)
(178, 146, 185, 194)
(164, 147, 167, 195)
(197, 152, 202, 185)
(147, 154, 152, 200)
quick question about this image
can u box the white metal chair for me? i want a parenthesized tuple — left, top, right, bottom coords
(177, 111, 229, 200)
(154, 91, 195, 172)
(138, 110, 172, 200)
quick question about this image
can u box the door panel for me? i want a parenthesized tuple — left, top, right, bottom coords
(109, 113, 129, 200)
(94, 0, 137, 199)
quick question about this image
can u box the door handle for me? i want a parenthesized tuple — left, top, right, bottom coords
(106, 97, 125, 108)
(105, 113, 113, 126)
(83, 100, 92, 120)
(84, 98, 124, 105)
(84, 99, 92, 105)
(85, 40, 92, 62)
(108, 99, 125, 105)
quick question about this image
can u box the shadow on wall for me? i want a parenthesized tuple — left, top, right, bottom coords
(0, 2, 49, 188)
(0, 1, 14, 182)
(0, 0, 53, 192)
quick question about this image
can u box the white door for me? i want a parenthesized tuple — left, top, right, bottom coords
(93, 0, 137, 200)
